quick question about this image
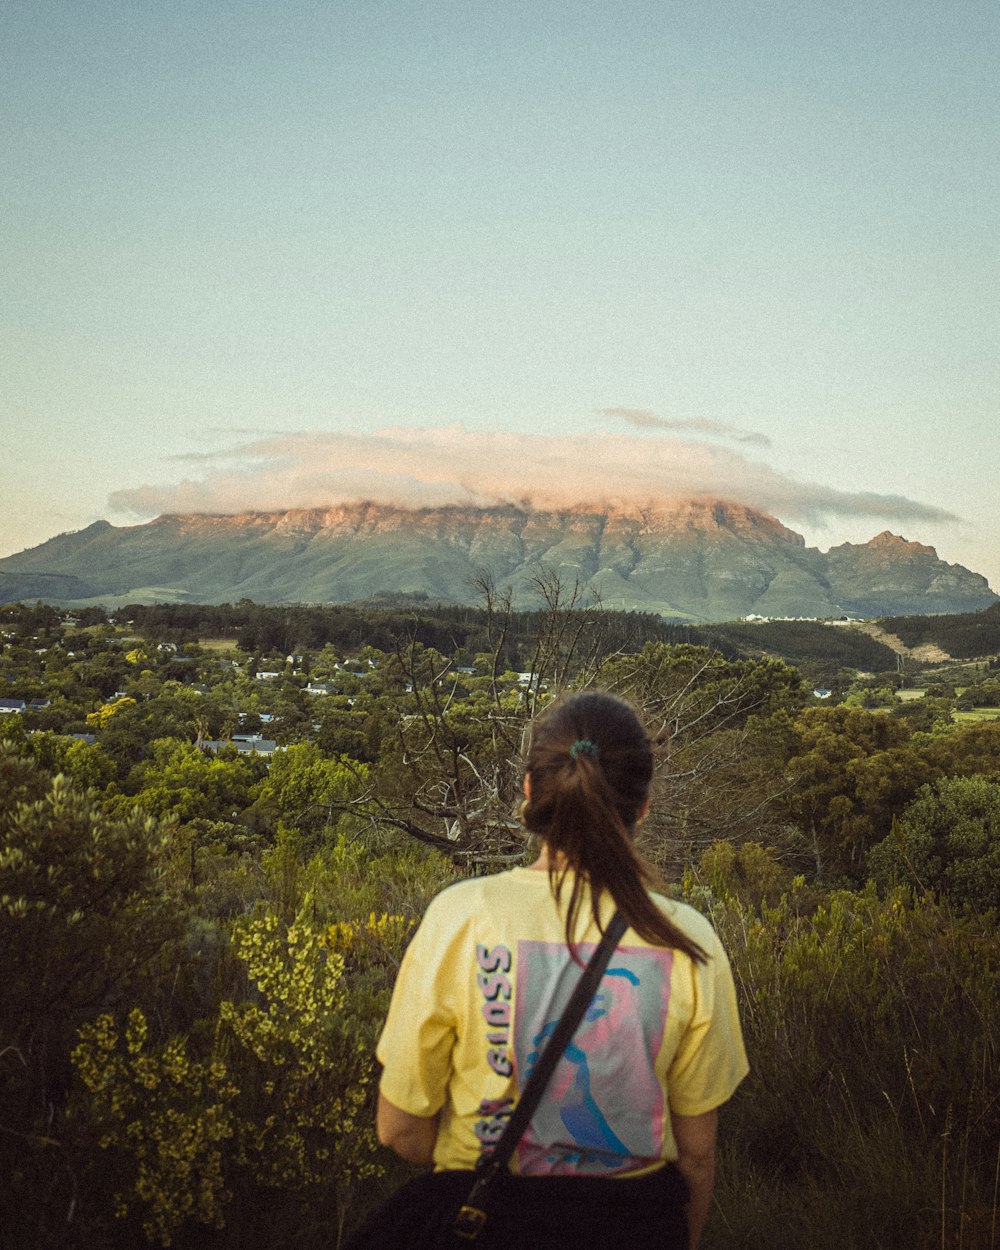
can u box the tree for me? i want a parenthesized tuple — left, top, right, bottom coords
(86, 695, 136, 731)
(920, 720, 1000, 781)
(252, 743, 369, 850)
(867, 775, 1000, 911)
(123, 739, 260, 825)
(328, 604, 809, 872)
(22, 729, 116, 792)
(95, 686, 203, 776)
(319, 577, 578, 869)
(784, 707, 934, 880)
(599, 644, 805, 870)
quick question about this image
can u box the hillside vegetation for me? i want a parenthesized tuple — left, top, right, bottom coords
(695, 618, 899, 670)
(112, 598, 906, 678)
(883, 600, 1000, 659)
(1, 597, 998, 1249)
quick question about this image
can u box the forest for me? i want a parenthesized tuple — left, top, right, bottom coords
(1, 594, 999, 1249)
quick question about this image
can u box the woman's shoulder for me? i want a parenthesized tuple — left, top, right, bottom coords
(649, 891, 723, 955)
(419, 868, 541, 929)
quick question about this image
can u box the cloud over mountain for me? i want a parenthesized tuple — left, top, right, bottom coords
(109, 424, 958, 530)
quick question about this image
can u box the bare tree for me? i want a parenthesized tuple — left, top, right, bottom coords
(332, 570, 630, 870)
(601, 645, 801, 875)
(331, 578, 801, 878)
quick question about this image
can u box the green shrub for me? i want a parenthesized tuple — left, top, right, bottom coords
(695, 876, 1000, 1248)
(868, 776, 1000, 912)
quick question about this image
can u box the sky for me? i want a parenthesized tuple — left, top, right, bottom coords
(3, 1, 998, 588)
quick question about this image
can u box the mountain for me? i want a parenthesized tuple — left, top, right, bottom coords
(0, 501, 995, 621)
(823, 531, 996, 618)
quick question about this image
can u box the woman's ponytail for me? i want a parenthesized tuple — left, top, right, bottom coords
(521, 691, 707, 964)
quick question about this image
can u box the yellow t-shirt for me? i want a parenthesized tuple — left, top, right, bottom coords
(377, 867, 748, 1175)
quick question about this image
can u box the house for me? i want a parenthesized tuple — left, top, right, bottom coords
(255, 671, 282, 681)
(305, 682, 337, 695)
(514, 673, 546, 691)
(0, 698, 27, 715)
(200, 737, 281, 758)
(29, 698, 52, 711)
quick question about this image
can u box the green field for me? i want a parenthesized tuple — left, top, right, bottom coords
(953, 705, 1000, 723)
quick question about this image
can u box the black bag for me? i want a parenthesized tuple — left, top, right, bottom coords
(344, 1161, 690, 1249)
(345, 913, 691, 1250)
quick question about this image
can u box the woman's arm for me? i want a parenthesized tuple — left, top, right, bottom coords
(670, 1107, 718, 1250)
(376, 1092, 440, 1166)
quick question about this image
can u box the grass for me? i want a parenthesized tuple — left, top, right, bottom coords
(953, 707, 1000, 723)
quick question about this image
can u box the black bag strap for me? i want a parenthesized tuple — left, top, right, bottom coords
(453, 910, 628, 1240)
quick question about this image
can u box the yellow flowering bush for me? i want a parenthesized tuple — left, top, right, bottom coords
(71, 899, 384, 1246)
(220, 900, 382, 1191)
(85, 696, 138, 731)
(73, 1010, 236, 1246)
(324, 910, 413, 960)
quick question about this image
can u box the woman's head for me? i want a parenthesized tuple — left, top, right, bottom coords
(521, 690, 653, 848)
(521, 690, 706, 962)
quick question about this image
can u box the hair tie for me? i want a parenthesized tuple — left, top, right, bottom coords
(569, 739, 599, 760)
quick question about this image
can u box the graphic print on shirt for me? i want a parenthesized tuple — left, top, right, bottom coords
(473, 943, 515, 1153)
(513, 941, 673, 1175)
(475, 942, 513, 1076)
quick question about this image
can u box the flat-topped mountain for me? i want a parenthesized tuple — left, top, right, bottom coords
(0, 500, 994, 621)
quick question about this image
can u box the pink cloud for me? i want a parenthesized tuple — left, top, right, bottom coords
(108, 423, 958, 530)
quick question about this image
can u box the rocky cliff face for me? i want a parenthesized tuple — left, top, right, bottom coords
(824, 531, 996, 617)
(0, 502, 994, 621)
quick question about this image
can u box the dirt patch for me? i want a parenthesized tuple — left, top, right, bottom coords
(909, 642, 953, 663)
(848, 622, 951, 664)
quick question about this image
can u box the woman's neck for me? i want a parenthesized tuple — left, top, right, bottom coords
(529, 845, 570, 872)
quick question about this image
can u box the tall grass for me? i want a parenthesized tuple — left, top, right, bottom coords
(694, 868, 1000, 1249)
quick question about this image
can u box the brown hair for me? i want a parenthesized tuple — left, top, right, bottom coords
(521, 690, 707, 963)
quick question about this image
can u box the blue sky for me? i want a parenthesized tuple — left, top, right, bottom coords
(3, 1, 998, 587)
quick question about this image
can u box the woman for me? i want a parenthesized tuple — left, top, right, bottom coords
(375, 691, 748, 1249)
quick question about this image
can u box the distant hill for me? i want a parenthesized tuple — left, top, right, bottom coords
(0, 570, 98, 603)
(0, 501, 995, 623)
(881, 601, 1000, 659)
(77, 600, 909, 677)
(694, 619, 902, 671)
